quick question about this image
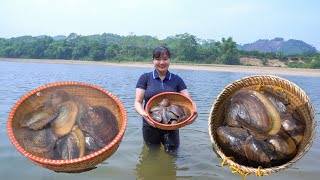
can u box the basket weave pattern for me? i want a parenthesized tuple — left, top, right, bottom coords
(145, 92, 195, 130)
(208, 75, 316, 175)
(7, 81, 127, 172)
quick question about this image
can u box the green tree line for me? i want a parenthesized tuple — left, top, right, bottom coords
(0, 32, 319, 68)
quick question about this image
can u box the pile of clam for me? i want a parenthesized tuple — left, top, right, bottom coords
(149, 99, 190, 124)
(217, 88, 305, 168)
(17, 90, 119, 160)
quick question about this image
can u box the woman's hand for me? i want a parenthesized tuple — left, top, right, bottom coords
(142, 113, 155, 127)
(187, 110, 198, 125)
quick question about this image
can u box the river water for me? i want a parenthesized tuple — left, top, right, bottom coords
(0, 61, 319, 180)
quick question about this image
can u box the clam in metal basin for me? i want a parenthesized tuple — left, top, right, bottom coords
(7, 81, 127, 173)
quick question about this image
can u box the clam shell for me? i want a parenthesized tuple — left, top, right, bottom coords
(84, 132, 101, 151)
(150, 105, 162, 113)
(20, 105, 59, 130)
(160, 108, 169, 124)
(44, 89, 70, 107)
(225, 101, 240, 127)
(51, 101, 78, 137)
(79, 106, 119, 148)
(168, 104, 184, 117)
(281, 112, 305, 145)
(56, 128, 85, 160)
(263, 90, 288, 119)
(231, 89, 281, 138)
(217, 126, 249, 164)
(244, 135, 273, 168)
(262, 87, 289, 105)
(22, 127, 58, 154)
(159, 98, 170, 107)
(151, 111, 162, 122)
(266, 130, 297, 161)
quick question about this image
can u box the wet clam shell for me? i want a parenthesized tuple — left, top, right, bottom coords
(231, 89, 281, 138)
(56, 128, 85, 160)
(20, 105, 59, 130)
(44, 89, 70, 107)
(159, 98, 170, 107)
(225, 101, 240, 127)
(281, 112, 305, 145)
(266, 130, 297, 161)
(79, 106, 119, 148)
(22, 127, 58, 154)
(51, 101, 78, 137)
(160, 108, 170, 124)
(216, 126, 249, 164)
(151, 111, 162, 122)
(150, 105, 162, 113)
(84, 132, 101, 151)
(263, 90, 289, 119)
(244, 135, 273, 168)
(168, 104, 184, 117)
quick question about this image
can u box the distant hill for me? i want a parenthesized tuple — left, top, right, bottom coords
(238, 38, 317, 55)
(53, 35, 67, 40)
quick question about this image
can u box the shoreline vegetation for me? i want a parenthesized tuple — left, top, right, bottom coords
(1, 58, 320, 77)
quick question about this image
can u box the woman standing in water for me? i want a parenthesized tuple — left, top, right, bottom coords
(134, 46, 197, 153)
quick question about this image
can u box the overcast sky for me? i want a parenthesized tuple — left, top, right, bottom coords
(1, 0, 319, 49)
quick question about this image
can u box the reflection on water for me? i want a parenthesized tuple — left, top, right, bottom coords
(135, 144, 177, 180)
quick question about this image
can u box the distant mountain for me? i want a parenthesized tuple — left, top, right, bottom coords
(238, 38, 317, 55)
(53, 35, 67, 40)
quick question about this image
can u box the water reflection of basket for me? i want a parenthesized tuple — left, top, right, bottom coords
(7, 81, 127, 173)
(208, 75, 316, 176)
(145, 92, 196, 130)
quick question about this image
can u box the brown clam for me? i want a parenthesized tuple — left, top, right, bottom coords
(78, 106, 119, 148)
(225, 101, 240, 127)
(216, 126, 250, 164)
(168, 104, 188, 122)
(84, 132, 101, 152)
(262, 87, 289, 105)
(150, 105, 162, 113)
(168, 105, 184, 117)
(149, 99, 190, 124)
(151, 111, 162, 122)
(159, 98, 170, 107)
(230, 89, 281, 139)
(20, 105, 59, 130)
(51, 101, 78, 137)
(244, 135, 273, 168)
(56, 128, 85, 160)
(160, 108, 170, 124)
(22, 127, 58, 155)
(44, 89, 70, 107)
(281, 112, 305, 145)
(266, 130, 297, 162)
(262, 89, 289, 119)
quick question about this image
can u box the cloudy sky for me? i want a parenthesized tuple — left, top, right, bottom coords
(1, 0, 319, 49)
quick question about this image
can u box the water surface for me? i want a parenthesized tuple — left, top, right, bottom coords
(0, 61, 319, 180)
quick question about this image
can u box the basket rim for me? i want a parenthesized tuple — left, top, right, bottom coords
(145, 92, 196, 130)
(208, 74, 316, 174)
(7, 81, 128, 166)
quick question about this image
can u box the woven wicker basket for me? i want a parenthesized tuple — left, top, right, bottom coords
(145, 92, 196, 130)
(7, 81, 127, 173)
(208, 75, 316, 176)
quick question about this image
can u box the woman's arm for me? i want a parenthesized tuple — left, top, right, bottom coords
(134, 88, 155, 127)
(134, 88, 148, 117)
(180, 89, 198, 124)
(180, 89, 190, 98)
